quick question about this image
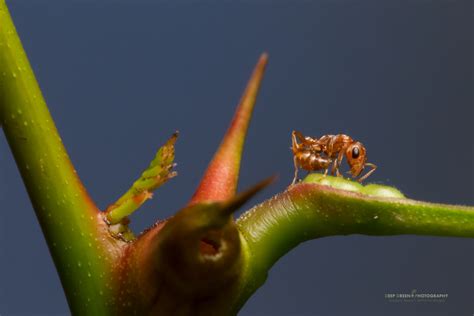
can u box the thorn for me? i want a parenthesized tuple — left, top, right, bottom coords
(188, 53, 268, 205)
(219, 175, 277, 217)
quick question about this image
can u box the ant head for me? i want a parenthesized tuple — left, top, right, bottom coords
(345, 142, 367, 177)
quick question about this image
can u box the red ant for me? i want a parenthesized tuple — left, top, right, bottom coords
(291, 130, 376, 184)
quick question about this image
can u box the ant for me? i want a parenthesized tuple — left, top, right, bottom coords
(291, 130, 377, 185)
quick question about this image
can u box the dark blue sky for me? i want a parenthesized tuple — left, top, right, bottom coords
(1, 0, 472, 315)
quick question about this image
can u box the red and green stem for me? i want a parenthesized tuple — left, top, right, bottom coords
(1, 1, 473, 315)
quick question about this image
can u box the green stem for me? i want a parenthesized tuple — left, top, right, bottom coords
(235, 181, 474, 309)
(0, 2, 124, 314)
(105, 132, 177, 225)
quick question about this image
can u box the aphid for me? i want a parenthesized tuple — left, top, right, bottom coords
(291, 130, 376, 184)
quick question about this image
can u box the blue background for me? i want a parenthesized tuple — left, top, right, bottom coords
(0, 0, 472, 315)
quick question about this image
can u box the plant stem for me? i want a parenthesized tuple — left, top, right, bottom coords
(2, 2, 472, 314)
(105, 132, 177, 225)
(235, 182, 474, 309)
(0, 2, 124, 314)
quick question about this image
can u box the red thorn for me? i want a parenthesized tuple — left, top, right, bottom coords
(189, 53, 268, 205)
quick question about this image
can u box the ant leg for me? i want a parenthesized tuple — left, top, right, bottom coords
(293, 130, 312, 150)
(291, 131, 299, 153)
(330, 159, 338, 176)
(292, 156, 299, 185)
(332, 160, 343, 177)
(358, 163, 377, 182)
(292, 131, 309, 155)
(294, 130, 320, 150)
(332, 151, 344, 177)
(323, 168, 329, 178)
(293, 130, 306, 143)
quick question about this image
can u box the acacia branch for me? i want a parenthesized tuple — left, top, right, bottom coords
(115, 56, 271, 314)
(0, 2, 123, 314)
(234, 176, 474, 309)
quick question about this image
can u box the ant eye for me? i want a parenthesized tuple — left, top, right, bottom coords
(352, 147, 360, 158)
